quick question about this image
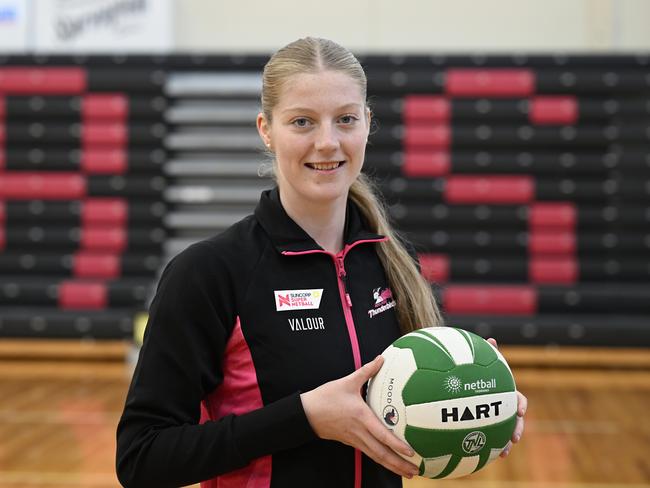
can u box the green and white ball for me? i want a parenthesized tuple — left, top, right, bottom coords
(367, 326, 517, 479)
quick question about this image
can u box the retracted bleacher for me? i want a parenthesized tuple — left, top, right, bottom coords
(0, 54, 648, 346)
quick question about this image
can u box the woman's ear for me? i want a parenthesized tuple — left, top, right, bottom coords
(257, 112, 272, 149)
(365, 107, 372, 141)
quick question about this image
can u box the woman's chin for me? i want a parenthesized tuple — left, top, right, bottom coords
(304, 185, 352, 204)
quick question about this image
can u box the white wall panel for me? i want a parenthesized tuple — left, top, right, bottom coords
(174, 0, 650, 52)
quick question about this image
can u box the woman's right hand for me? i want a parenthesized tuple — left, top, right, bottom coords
(300, 355, 421, 479)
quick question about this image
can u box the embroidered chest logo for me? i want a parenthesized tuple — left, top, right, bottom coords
(274, 289, 324, 311)
(368, 287, 396, 318)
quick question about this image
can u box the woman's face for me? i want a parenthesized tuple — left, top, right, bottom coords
(257, 70, 370, 209)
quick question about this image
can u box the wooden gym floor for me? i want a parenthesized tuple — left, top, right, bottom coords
(0, 341, 648, 488)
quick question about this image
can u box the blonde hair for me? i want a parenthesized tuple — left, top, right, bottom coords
(261, 37, 442, 333)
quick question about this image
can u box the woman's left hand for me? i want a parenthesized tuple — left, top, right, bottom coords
(487, 338, 527, 458)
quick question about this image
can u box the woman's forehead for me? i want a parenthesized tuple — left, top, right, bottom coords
(277, 70, 365, 109)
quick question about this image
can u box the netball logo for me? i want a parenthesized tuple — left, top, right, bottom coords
(444, 375, 463, 394)
(462, 431, 486, 454)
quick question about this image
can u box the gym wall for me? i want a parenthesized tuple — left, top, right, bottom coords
(174, 0, 650, 52)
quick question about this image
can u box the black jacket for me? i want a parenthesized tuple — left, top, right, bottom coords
(116, 188, 404, 488)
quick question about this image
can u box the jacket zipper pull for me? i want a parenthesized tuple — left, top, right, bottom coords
(336, 256, 353, 308)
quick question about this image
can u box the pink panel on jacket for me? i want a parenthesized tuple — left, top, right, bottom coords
(200, 317, 271, 488)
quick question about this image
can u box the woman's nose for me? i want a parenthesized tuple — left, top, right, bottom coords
(314, 124, 340, 152)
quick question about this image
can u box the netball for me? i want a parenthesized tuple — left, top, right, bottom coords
(367, 326, 518, 479)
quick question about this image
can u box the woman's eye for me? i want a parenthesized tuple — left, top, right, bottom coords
(339, 115, 357, 124)
(292, 118, 310, 128)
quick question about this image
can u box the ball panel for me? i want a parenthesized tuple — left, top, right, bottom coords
(487, 447, 504, 463)
(490, 341, 514, 377)
(420, 454, 453, 478)
(465, 330, 499, 366)
(401, 361, 516, 405)
(431, 453, 462, 479)
(366, 345, 416, 441)
(392, 334, 456, 371)
(419, 327, 474, 365)
(405, 413, 516, 475)
(406, 391, 518, 429)
(444, 455, 480, 479)
(472, 446, 506, 474)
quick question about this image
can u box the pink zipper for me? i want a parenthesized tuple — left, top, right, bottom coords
(282, 237, 386, 488)
(332, 250, 361, 369)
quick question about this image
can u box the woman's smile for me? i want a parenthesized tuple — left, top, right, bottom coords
(305, 160, 346, 171)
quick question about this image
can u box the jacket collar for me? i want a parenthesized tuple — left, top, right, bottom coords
(254, 187, 384, 253)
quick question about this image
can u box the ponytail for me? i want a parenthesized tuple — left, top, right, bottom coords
(349, 174, 443, 333)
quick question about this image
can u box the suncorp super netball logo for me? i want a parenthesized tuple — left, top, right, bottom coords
(274, 289, 324, 311)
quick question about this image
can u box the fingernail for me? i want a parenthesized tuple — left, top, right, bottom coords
(514, 434, 521, 442)
(406, 448, 415, 457)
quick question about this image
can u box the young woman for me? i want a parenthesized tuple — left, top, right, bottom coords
(116, 37, 527, 488)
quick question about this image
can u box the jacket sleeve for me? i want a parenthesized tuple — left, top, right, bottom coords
(115, 241, 316, 488)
